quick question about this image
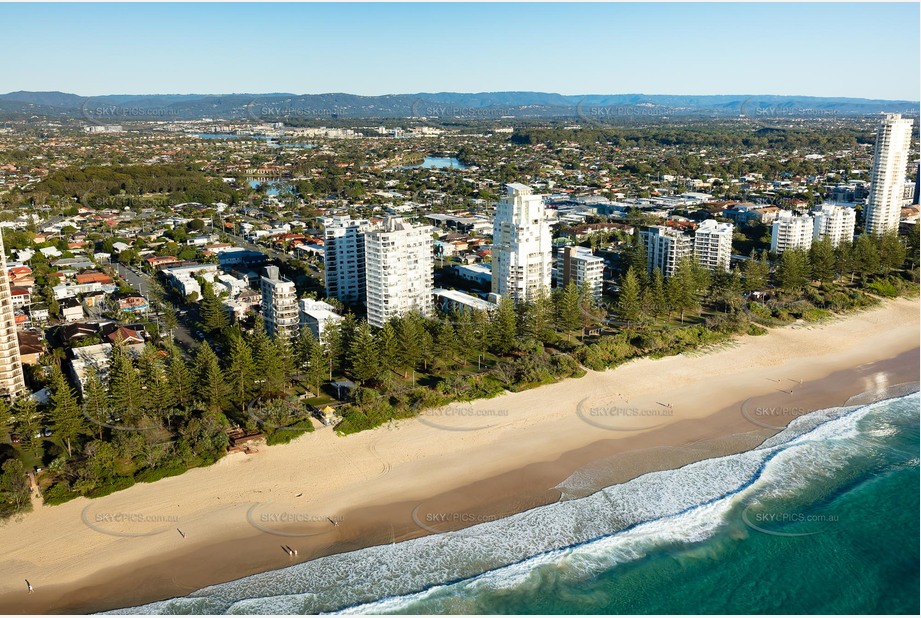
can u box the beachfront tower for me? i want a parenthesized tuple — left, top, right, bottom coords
(561, 245, 604, 300)
(0, 231, 26, 399)
(771, 211, 814, 254)
(865, 114, 914, 235)
(491, 183, 552, 302)
(323, 216, 372, 306)
(260, 265, 299, 340)
(693, 220, 734, 272)
(812, 203, 857, 247)
(640, 226, 692, 278)
(364, 216, 434, 329)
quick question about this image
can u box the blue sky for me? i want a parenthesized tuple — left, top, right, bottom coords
(1, 2, 918, 100)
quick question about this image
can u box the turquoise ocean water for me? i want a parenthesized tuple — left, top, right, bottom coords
(108, 387, 920, 615)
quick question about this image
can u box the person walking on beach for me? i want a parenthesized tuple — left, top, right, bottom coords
(25, 579, 32, 593)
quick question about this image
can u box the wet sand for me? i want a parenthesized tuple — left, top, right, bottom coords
(0, 298, 917, 614)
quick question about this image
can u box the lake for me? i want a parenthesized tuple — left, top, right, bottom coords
(405, 156, 467, 170)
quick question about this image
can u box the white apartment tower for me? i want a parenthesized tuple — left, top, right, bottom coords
(491, 183, 552, 302)
(812, 204, 857, 247)
(865, 114, 914, 235)
(771, 211, 814, 254)
(364, 217, 434, 329)
(561, 246, 605, 300)
(323, 216, 372, 306)
(0, 231, 25, 399)
(640, 226, 692, 278)
(693, 220, 734, 272)
(260, 265, 299, 340)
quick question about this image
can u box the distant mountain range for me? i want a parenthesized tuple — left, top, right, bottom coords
(0, 90, 917, 122)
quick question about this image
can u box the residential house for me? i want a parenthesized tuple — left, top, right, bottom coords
(17, 331, 44, 365)
(117, 296, 149, 314)
(10, 287, 30, 309)
(60, 297, 85, 322)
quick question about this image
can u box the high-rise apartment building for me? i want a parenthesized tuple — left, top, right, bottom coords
(812, 204, 857, 247)
(640, 226, 692, 277)
(771, 211, 814, 254)
(0, 231, 26, 399)
(323, 216, 372, 306)
(491, 183, 552, 302)
(260, 265, 298, 340)
(561, 246, 604, 300)
(693, 220, 734, 272)
(865, 114, 914, 235)
(364, 217, 434, 329)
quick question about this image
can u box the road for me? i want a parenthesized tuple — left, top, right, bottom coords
(224, 231, 293, 264)
(112, 262, 199, 353)
(224, 231, 326, 292)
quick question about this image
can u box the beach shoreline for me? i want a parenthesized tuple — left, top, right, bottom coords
(0, 298, 918, 614)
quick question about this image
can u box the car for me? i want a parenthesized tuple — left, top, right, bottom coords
(194, 331, 205, 340)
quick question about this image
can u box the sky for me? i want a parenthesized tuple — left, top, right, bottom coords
(1, 2, 918, 101)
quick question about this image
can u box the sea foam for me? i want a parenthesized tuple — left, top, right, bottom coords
(105, 389, 919, 615)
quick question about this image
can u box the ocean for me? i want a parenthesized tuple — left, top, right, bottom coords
(107, 386, 920, 615)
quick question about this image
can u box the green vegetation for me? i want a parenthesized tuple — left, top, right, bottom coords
(511, 125, 869, 152)
(1, 114, 918, 521)
(33, 164, 237, 206)
(0, 316, 324, 517)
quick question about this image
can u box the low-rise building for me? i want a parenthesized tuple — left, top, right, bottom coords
(17, 330, 43, 365)
(117, 296, 149, 314)
(298, 298, 343, 344)
(28, 303, 49, 323)
(10, 287, 30, 309)
(218, 248, 267, 268)
(434, 288, 497, 314)
(721, 203, 781, 226)
(69, 343, 112, 395)
(162, 263, 220, 301)
(145, 255, 182, 270)
(453, 263, 492, 287)
(216, 273, 248, 298)
(60, 297, 85, 322)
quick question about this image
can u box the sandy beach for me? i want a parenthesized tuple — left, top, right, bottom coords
(0, 297, 918, 614)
